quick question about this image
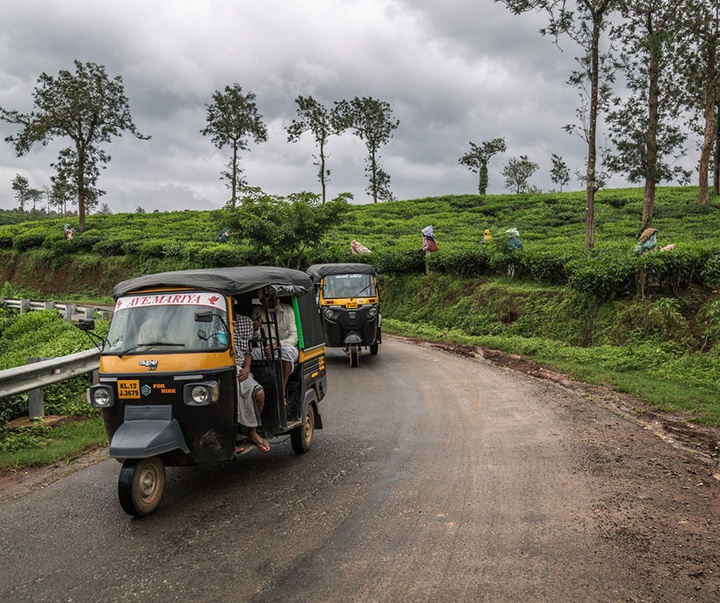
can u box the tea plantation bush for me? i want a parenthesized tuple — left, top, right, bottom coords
(0, 307, 109, 423)
(0, 186, 719, 301)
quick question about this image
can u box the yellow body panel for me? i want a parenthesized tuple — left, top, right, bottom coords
(100, 350, 234, 374)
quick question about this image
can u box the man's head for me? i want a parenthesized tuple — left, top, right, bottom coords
(250, 305, 265, 327)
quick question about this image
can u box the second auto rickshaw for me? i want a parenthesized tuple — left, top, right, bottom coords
(77, 266, 327, 517)
(306, 263, 382, 367)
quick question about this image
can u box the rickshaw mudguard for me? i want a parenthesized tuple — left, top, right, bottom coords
(109, 404, 190, 459)
(343, 332, 362, 345)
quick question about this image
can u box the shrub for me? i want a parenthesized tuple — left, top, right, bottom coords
(92, 238, 125, 256)
(374, 249, 426, 274)
(195, 244, 248, 268)
(14, 233, 46, 252)
(427, 248, 491, 278)
(567, 251, 637, 298)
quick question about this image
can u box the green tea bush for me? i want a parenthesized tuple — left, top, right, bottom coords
(427, 248, 491, 278)
(92, 238, 125, 256)
(567, 250, 637, 299)
(374, 249, 426, 274)
(14, 232, 46, 252)
(700, 252, 720, 287)
(194, 243, 248, 268)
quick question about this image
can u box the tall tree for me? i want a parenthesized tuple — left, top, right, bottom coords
(715, 98, 720, 195)
(550, 153, 571, 192)
(286, 96, 344, 203)
(11, 174, 31, 212)
(502, 155, 539, 193)
(201, 84, 268, 208)
(334, 97, 399, 203)
(498, 0, 618, 249)
(607, 0, 690, 230)
(0, 60, 149, 231)
(677, 0, 719, 206)
(47, 171, 75, 216)
(458, 138, 507, 194)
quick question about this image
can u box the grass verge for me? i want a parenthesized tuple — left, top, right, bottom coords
(0, 417, 107, 471)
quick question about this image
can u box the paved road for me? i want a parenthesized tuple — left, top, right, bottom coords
(0, 337, 718, 602)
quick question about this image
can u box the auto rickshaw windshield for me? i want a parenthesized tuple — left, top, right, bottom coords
(104, 292, 229, 355)
(322, 273, 375, 299)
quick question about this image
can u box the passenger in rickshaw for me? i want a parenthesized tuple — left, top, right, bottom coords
(232, 300, 270, 453)
(267, 293, 299, 405)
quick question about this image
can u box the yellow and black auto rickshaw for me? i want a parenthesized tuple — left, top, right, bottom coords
(77, 267, 327, 517)
(306, 263, 382, 367)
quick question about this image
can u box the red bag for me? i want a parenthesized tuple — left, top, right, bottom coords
(425, 238, 438, 252)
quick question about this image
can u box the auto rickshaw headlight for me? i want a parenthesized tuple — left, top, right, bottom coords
(184, 381, 220, 406)
(323, 308, 336, 320)
(88, 385, 114, 408)
(367, 307, 378, 318)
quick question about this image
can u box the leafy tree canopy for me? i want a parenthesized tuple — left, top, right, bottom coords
(0, 60, 149, 231)
(220, 187, 351, 268)
(201, 84, 268, 206)
(286, 96, 343, 203)
(458, 138, 507, 194)
(502, 155, 540, 194)
(334, 97, 399, 203)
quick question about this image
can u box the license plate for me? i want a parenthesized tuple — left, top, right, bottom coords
(117, 380, 141, 399)
(345, 301, 358, 309)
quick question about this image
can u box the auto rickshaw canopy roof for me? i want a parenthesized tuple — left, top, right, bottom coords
(306, 263, 377, 281)
(113, 266, 312, 300)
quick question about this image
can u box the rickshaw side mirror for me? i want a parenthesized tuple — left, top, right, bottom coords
(377, 275, 385, 286)
(194, 311, 214, 323)
(76, 318, 95, 331)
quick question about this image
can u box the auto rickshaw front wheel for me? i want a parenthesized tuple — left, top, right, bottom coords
(118, 456, 166, 518)
(291, 403, 315, 454)
(349, 343, 360, 367)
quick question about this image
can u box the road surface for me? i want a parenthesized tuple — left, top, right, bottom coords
(0, 336, 719, 602)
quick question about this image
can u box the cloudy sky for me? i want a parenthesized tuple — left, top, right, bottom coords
(0, 0, 667, 214)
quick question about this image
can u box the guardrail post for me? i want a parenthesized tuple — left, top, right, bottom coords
(20, 299, 31, 314)
(27, 357, 48, 419)
(84, 307, 95, 319)
(43, 301, 55, 311)
(63, 304, 76, 322)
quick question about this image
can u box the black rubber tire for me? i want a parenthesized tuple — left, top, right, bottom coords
(349, 343, 359, 367)
(291, 403, 315, 454)
(118, 457, 166, 518)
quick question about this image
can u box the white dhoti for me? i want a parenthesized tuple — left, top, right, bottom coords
(236, 375, 262, 428)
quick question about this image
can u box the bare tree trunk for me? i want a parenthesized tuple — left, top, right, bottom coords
(699, 40, 716, 206)
(319, 138, 327, 204)
(370, 148, 378, 203)
(77, 146, 86, 232)
(231, 142, 238, 209)
(715, 99, 720, 196)
(642, 17, 661, 231)
(585, 17, 602, 250)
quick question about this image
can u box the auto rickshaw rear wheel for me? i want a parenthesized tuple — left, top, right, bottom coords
(349, 343, 359, 367)
(291, 403, 315, 454)
(118, 456, 166, 518)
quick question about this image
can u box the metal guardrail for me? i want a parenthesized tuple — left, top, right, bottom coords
(0, 349, 100, 398)
(0, 298, 112, 321)
(0, 348, 100, 418)
(0, 298, 108, 417)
